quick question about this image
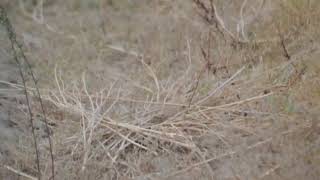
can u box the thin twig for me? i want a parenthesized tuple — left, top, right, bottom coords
(3, 79, 276, 114)
(4, 165, 37, 180)
(19, 30, 55, 180)
(1, 6, 55, 180)
(276, 24, 291, 60)
(0, 7, 42, 180)
(239, 0, 248, 41)
(259, 165, 280, 179)
(196, 66, 246, 105)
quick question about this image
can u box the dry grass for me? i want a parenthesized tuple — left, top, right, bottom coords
(1, 0, 320, 179)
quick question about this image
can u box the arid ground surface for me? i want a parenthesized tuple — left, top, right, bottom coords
(0, 0, 320, 179)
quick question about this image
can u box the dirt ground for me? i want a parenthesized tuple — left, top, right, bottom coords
(0, 1, 320, 180)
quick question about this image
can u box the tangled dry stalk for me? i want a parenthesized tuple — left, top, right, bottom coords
(1, 0, 319, 179)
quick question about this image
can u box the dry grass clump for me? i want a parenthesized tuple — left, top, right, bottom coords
(44, 63, 267, 178)
(1, 0, 320, 179)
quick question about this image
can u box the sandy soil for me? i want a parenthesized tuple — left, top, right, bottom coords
(0, 1, 319, 179)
